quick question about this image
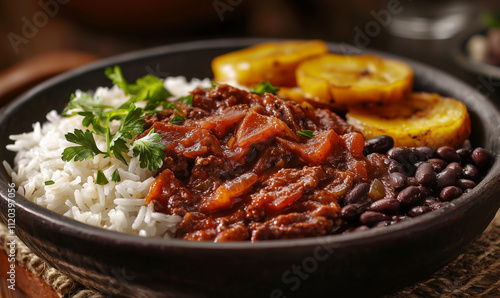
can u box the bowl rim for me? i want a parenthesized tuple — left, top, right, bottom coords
(2, 37, 500, 251)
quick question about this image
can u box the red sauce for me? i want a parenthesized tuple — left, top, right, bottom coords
(142, 84, 393, 241)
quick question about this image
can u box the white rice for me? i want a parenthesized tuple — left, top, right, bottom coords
(4, 76, 212, 238)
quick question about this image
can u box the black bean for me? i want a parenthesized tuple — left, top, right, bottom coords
(388, 172, 407, 190)
(369, 198, 400, 214)
(462, 164, 480, 181)
(397, 186, 422, 206)
(436, 146, 461, 163)
(387, 148, 418, 175)
(456, 148, 471, 163)
(388, 159, 405, 174)
(418, 186, 432, 198)
(353, 225, 370, 232)
(423, 196, 438, 206)
(390, 162, 415, 177)
(456, 179, 477, 191)
(415, 162, 437, 187)
(428, 201, 448, 210)
(446, 162, 463, 175)
(427, 158, 447, 172)
(338, 145, 490, 233)
(439, 186, 463, 202)
(363, 135, 394, 155)
(416, 146, 436, 160)
(407, 177, 419, 186)
(359, 211, 390, 226)
(471, 147, 492, 170)
(387, 147, 409, 161)
(407, 148, 428, 165)
(343, 183, 371, 205)
(373, 221, 392, 228)
(340, 204, 365, 221)
(413, 161, 425, 169)
(436, 172, 455, 189)
(405, 164, 417, 177)
(408, 205, 433, 217)
(392, 215, 411, 223)
(436, 162, 462, 189)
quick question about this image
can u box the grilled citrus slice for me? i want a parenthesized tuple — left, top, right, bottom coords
(346, 92, 471, 148)
(211, 40, 328, 87)
(296, 53, 414, 105)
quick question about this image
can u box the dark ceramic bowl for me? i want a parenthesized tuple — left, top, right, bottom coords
(1, 38, 499, 298)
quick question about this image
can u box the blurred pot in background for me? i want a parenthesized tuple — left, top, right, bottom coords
(386, 0, 479, 40)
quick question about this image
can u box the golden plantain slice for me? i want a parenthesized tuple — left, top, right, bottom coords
(211, 40, 328, 87)
(296, 53, 414, 105)
(277, 86, 348, 112)
(345, 92, 471, 148)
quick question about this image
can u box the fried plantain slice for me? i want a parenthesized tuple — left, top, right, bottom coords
(211, 40, 328, 87)
(296, 53, 414, 105)
(345, 92, 471, 148)
(277, 86, 348, 112)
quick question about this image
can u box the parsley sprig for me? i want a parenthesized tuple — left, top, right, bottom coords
(130, 128, 167, 171)
(62, 129, 104, 161)
(250, 81, 279, 95)
(105, 66, 172, 110)
(177, 94, 193, 106)
(297, 130, 315, 139)
(61, 66, 174, 172)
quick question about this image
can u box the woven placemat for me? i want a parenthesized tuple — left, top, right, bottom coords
(1, 210, 499, 297)
(388, 209, 500, 298)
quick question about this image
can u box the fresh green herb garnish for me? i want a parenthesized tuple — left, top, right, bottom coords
(211, 81, 220, 88)
(96, 169, 109, 185)
(105, 66, 172, 110)
(62, 66, 174, 172)
(130, 129, 167, 171)
(62, 92, 113, 118)
(297, 130, 314, 139)
(44, 180, 55, 185)
(62, 129, 104, 162)
(111, 169, 121, 182)
(163, 103, 183, 114)
(170, 114, 186, 125)
(251, 81, 279, 95)
(105, 65, 130, 94)
(110, 106, 147, 164)
(177, 94, 193, 107)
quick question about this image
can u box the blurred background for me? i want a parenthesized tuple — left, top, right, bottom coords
(1, 0, 500, 102)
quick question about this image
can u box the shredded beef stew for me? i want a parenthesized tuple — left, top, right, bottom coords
(142, 84, 492, 242)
